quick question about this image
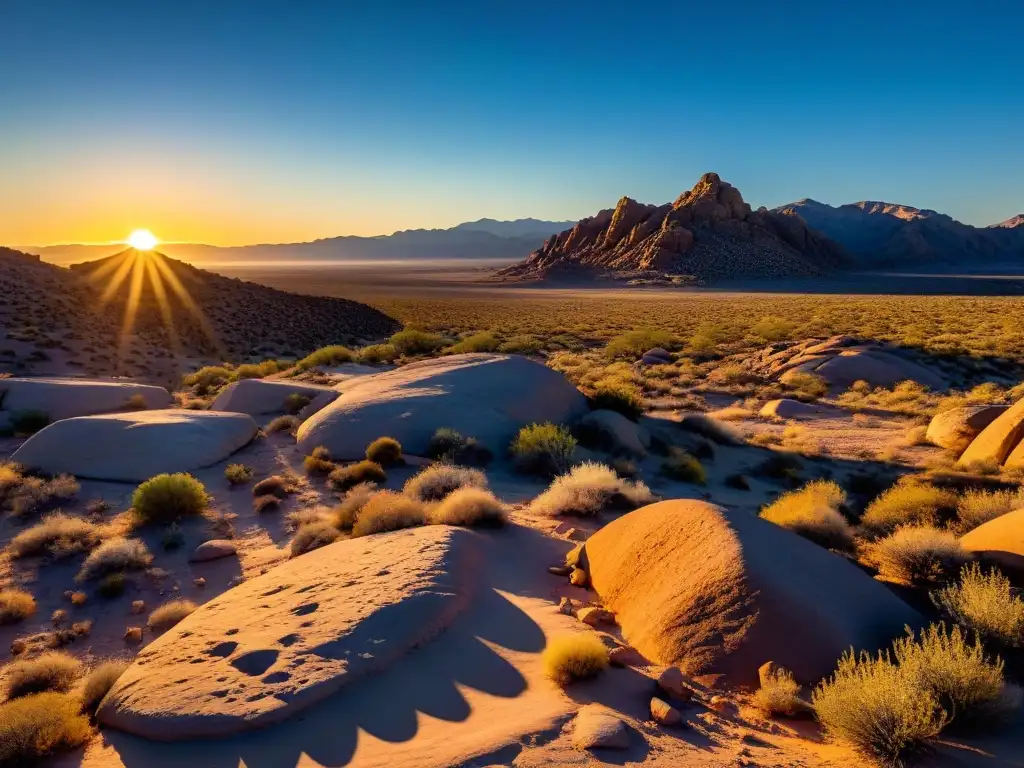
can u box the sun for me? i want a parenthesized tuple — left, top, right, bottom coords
(126, 229, 158, 251)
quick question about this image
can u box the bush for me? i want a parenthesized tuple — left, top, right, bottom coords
(5, 652, 83, 700)
(224, 464, 254, 486)
(284, 393, 312, 415)
(0, 693, 92, 764)
(866, 526, 969, 585)
(542, 633, 609, 685)
(753, 668, 805, 717)
(529, 462, 655, 517)
(5, 473, 80, 517)
(0, 588, 36, 625)
(954, 488, 1024, 534)
(10, 409, 50, 435)
(590, 381, 644, 419)
(357, 343, 398, 364)
(254, 494, 282, 513)
(785, 371, 829, 399)
(751, 316, 795, 342)
(511, 423, 576, 476)
(860, 477, 958, 537)
(389, 329, 447, 356)
(98, 572, 127, 598)
(295, 345, 353, 370)
(252, 475, 295, 498)
(351, 491, 426, 537)
(429, 487, 507, 527)
(303, 446, 336, 475)
(290, 521, 342, 556)
(498, 335, 542, 354)
(404, 464, 488, 502)
(933, 563, 1024, 648)
(605, 328, 675, 358)
(183, 365, 233, 389)
(676, 413, 742, 445)
(132, 473, 209, 524)
(148, 599, 197, 631)
(366, 437, 403, 466)
(76, 537, 152, 581)
(445, 331, 499, 354)
(335, 482, 378, 530)
(759, 480, 854, 550)
(328, 460, 387, 492)
(426, 428, 493, 466)
(234, 360, 280, 380)
(9, 512, 101, 559)
(661, 447, 706, 485)
(266, 415, 301, 434)
(80, 660, 130, 715)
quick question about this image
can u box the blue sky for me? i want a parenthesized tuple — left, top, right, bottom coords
(1, 0, 1021, 245)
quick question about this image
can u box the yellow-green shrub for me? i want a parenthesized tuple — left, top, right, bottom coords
(760, 480, 854, 550)
(132, 473, 209, 523)
(860, 478, 957, 537)
(0, 693, 92, 764)
(542, 633, 609, 686)
(933, 563, 1024, 648)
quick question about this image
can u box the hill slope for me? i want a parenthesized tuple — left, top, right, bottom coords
(500, 173, 847, 281)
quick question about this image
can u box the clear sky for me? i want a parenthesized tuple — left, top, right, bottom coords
(1, 0, 1021, 246)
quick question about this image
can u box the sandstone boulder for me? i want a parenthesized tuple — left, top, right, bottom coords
(297, 354, 588, 459)
(759, 399, 832, 420)
(958, 398, 1024, 468)
(577, 500, 920, 686)
(11, 410, 258, 482)
(189, 540, 238, 563)
(927, 405, 1008, 454)
(809, 349, 945, 390)
(98, 526, 474, 739)
(577, 409, 649, 456)
(0, 377, 171, 421)
(210, 379, 337, 417)
(960, 508, 1024, 576)
(572, 706, 629, 750)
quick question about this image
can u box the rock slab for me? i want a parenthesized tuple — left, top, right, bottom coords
(210, 378, 338, 417)
(960, 508, 1024, 576)
(959, 398, 1024, 468)
(572, 705, 629, 750)
(927, 405, 1008, 455)
(0, 377, 171, 421)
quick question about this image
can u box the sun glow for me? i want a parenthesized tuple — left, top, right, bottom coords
(126, 229, 159, 251)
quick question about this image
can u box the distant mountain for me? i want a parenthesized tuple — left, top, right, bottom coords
(17, 218, 573, 267)
(775, 199, 1024, 267)
(991, 214, 1024, 229)
(500, 173, 847, 281)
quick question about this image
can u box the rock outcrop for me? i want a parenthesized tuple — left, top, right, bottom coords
(210, 378, 338, 417)
(960, 509, 1024, 577)
(958, 398, 1024, 469)
(0, 377, 172, 421)
(926, 405, 1008, 454)
(500, 173, 847, 281)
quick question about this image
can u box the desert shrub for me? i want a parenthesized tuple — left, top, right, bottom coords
(254, 494, 282, 513)
(295, 345, 353, 370)
(183, 365, 233, 389)
(753, 668, 805, 717)
(0, 692, 92, 764)
(511, 423, 576, 476)
(933, 563, 1024, 648)
(335, 482, 378, 530)
(785, 371, 829, 399)
(0, 588, 36, 625)
(529, 462, 654, 517)
(351, 491, 426, 537)
(252, 474, 295, 498)
(303, 446, 336, 475)
(866, 525, 969, 585)
(6, 473, 80, 517)
(759, 480, 854, 550)
(403, 463, 488, 502)
(542, 633, 609, 686)
(750, 315, 795, 342)
(389, 329, 447, 356)
(605, 328, 675, 358)
(234, 360, 281, 380)
(132, 473, 209, 524)
(5, 651, 83, 699)
(290, 521, 342, 556)
(224, 464, 254, 486)
(430, 487, 507, 527)
(266, 414, 301, 434)
(286, 504, 336, 529)
(80, 660, 129, 715)
(284, 393, 312, 415)
(9, 512, 102, 558)
(148, 599, 197, 631)
(357, 343, 398, 363)
(329, 460, 387, 492)
(76, 537, 152, 581)
(97, 572, 126, 598)
(860, 477, 958, 537)
(10, 409, 50, 435)
(590, 381, 644, 419)
(445, 331, 499, 354)
(366, 436, 403, 466)
(498, 335, 543, 354)
(954, 488, 1024, 534)
(0, 462, 22, 497)
(676, 413, 742, 445)
(661, 447, 706, 485)
(426, 428, 493, 466)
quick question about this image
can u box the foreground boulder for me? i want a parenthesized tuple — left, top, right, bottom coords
(577, 500, 920, 687)
(297, 354, 589, 458)
(0, 377, 171, 421)
(958, 398, 1024, 469)
(98, 526, 474, 739)
(210, 378, 337, 417)
(577, 410, 649, 456)
(11, 410, 258, 482)
(960, 509, 1024, 576)
(927, 405, 1008, 454)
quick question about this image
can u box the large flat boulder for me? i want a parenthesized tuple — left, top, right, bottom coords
(960, 509, 1024, 576)
(297, 354, 589, 458)
(0, 377, 171, 421)
(577, 500, 920, 687)
(98, 526, 474, 739)
(759, 398, 835, 419)
(927, 405, 1008, 455)
(809, 349, 945, 390)
(958, 398, 1024, 469)
(11, 410, 258, 482)
(210, 378, 337, 416)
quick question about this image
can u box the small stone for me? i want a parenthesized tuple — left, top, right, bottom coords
(11, 639, 27, 655)
(569, 567, 588, 587)
(548, 565, 572, 577)
(577, 606, 615, 627)
(131, 600, 146, 614)
(557, 597, 576, 616)
(190, 539, 238, 563)
(566, 528, 589, 542)
(709, 695, 730, 714)
(608, 646, 644, 667)
(51, 609, 67, 626)
(657, 667, 695, 702)
(194, 577, 207, 587)
(572, 705, 629, 750)
(650, 697, 682, 726)
(124, 626, 144, 644)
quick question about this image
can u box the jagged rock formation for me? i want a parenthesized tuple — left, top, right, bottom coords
(500, 173, 847, 281)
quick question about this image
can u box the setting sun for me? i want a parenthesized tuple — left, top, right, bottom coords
(126, 228, 158, 251)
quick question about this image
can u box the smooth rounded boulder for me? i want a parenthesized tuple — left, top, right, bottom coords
(958, 398, 1024, 468)
(297, 353, 589, 458)
(576, 500, 920, 687)
(960, 508, 1024, 576)
(577, 409, 649, 456)
(210, 378, 337, 417)
(759, 399, 834, 420)
(0, 377, 171, 421)
(927, 405, 1008, 454)
(98, 526, 474, 739)
(11, 410, 258, 482)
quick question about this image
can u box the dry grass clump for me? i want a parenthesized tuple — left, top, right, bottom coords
(148, 599, 198, 631)
(80, 660, 129, 715)
(426, 428, 493, 466)
(445, 330, 499, 354)
(283, 392, 312, 415)
(529, 462, 655, 517)
(5, 651, 83, 699)
(954, 488, 1024, 534)
(366, 436, 403, 466)
(0, 692, 92, 764)
(785, 371, 829, 399)
(865, 525, 969, 585)
(661, 447, 707, 485)
(0, 588, 37, 625)
(351, 491, 426, 538)
(590, 380, 644, 420)
(404, 464, 488, 502)
(542, 633, 609, 686)
(334, 482, 378, 530)
(605, 328, 675, 358)
(676, 412, 742, 445)
(266, 414, 301, 434)
(753, 668, 805, 716)
(224, 464, 254, 486)
(254, 494, 282, 514)
(836, 380, 938, 417)
(76, 537, 152, 581)
(510, 423, 577, 476)
(860, 477, 958, 538)
(5, 473, 80, 517)
(933, 563, 1024, 648)
(295, 345, 353, 370)
(9, 512, 102, 559)
(429, 487, 507, 527)
(760, 480, 854, 550)
(329, 460, 387, 492)
(389, 328, 447, 355)
(303, 446, 336, 475)
(357, 343, 398, 363)
(252, 474, 296, 498)
(132, 473, 209, 524)
(290, 520, 341, 556)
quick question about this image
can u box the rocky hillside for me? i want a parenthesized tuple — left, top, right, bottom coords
(777, 199, 1024, 267)
(991, 214, 1024, 229)
(1, 248, 399, 382)
(500, 173, 847, 281)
